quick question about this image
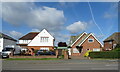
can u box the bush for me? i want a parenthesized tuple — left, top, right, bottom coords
(89, 51, 120, 59)
(33, 50, 39, 53)
(111, 47, 120, 52)
(84, 50, 92, 57)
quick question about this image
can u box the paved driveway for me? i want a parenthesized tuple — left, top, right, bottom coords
(2, 59, 119, 70)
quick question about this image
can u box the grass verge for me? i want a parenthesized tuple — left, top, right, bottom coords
(5, 58, 59, 60)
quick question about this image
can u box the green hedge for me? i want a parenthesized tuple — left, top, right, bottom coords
(89, 51, 120, 59)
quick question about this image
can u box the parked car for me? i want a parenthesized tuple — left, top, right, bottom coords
(1, 45, 22, 58)
(35, 50, 55, 56)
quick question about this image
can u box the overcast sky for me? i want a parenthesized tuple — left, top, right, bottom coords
(1, 2, 118, 45)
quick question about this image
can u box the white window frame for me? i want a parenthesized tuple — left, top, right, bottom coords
(93, 48, 100, 52)
(40, 48, 49, 51)
(109, 41, 112, 44)
(88, 38, 94, 43)
(40, 37, 49, 42)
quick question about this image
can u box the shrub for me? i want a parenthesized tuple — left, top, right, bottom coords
(33, 50, 39, 53)
(84, 50, 92, 57)
(89, 51, 120, 59)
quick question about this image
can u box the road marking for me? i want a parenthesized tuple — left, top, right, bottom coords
(91, 68, 118, 70)
(106, 64, 118, 66)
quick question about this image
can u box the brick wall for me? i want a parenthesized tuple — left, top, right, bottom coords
(80, 35, 102, 56)
(104, 41, 116, 50)
(10, 55, 57, 58)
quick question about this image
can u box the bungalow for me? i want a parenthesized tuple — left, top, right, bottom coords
(68, 32, 103, 56)
(103, 32, 120, 51)
(0, 33, 17, 52)
(17, 29, 55, 51)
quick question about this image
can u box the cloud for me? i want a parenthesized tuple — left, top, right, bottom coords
(31, 29, 40, 32)
(103, 3, 118, 19)
(2, 2, 65, 32)
(103, 12, 117, 19)
(9, 31, 23, 39)
(66, 21, 87, 34)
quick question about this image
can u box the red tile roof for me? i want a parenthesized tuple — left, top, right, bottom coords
(19, 32, 39, 40)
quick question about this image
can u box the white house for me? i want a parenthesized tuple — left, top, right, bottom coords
(18, 29, 55, 51)
(0, 33, 17, 52)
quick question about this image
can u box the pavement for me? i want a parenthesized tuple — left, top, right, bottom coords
(2, 59, 119, 70)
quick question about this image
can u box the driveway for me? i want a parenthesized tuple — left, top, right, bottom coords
(2, 59, 119, 70)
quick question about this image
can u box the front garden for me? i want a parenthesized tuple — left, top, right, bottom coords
(89, 45, 120, 59)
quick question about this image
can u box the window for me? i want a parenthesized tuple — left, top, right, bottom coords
(109, 41, 112, 44)
(93, 48, 100, 51)
(40, 48, 49, 51)
(40, 37, 49, 42)
(73, 48, 79, 53)
(23, 40, 28, 43)
(88, 39, 94, 43)
(113, 44, 117, 49)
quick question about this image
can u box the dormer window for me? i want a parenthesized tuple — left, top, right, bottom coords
(88, 39, 94, 43)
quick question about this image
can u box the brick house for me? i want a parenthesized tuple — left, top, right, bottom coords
(103, 32, 120, 51)
(68, 32, 103, 56)
(17, 29, 55, 51)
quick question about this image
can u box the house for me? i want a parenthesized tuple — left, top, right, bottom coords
(68, 32, 103, 56)
(17, 29, 55, 51)
(103, 32, 120, 51)
(0, 33, 17, 52)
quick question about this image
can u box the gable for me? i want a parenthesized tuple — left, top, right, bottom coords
(28, 29, 54, 46)
(78, 33, 103, 47)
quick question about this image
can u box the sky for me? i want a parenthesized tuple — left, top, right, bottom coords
(1, 2, 118, 45)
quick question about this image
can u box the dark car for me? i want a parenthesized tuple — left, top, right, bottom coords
(35, 50, 55, 56)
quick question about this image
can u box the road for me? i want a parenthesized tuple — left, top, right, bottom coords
(2, 59, 119, 70)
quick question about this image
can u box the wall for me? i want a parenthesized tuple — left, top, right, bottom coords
(104, 41, 116, 50)
(80, 35, 102, 56)
(0, 38, 3, 52)
(3, 39, 16, 49)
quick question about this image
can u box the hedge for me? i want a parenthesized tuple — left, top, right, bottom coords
(89, 51, 120, 59)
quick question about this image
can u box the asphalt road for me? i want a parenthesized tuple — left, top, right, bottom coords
(2, 59, 119, 70)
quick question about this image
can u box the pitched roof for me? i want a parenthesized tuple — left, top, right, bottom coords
(77, 33, 103, 47)
(19, 32, 39, 40)
(0, 33, 17, 41)
(77, 33, 90, 46)
(104, 32, 120, 44)
(69, 32, 87, 46)
(69, 32, 103, 47)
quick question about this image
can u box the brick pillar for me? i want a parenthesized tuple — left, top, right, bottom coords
(63, 49, 68, 59)
(56, 49, 59, 58)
